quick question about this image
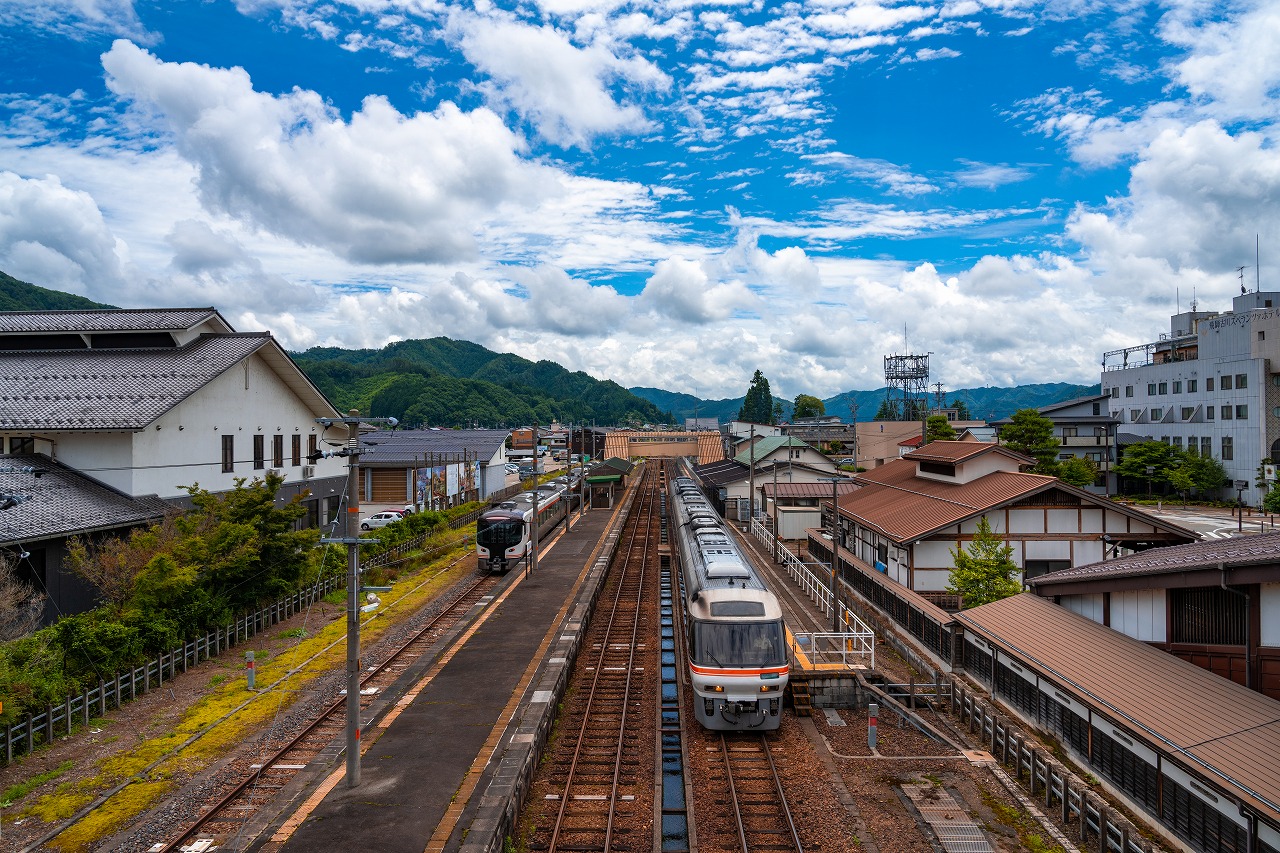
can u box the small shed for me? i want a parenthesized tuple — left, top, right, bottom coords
(585, 457, 634, 509)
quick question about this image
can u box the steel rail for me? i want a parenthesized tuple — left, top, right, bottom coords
(547, 466, 657, 853)
(720, 732, 804, 853)
(158, 573, 494, 852)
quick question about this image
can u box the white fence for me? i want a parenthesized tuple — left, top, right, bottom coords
(749, 517, 875, 669)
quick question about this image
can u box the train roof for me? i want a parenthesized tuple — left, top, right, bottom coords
(686, 587, 782, 621)
(671, 480, 772, 598)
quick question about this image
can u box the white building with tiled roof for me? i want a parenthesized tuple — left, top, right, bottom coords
(0, 307, 346, 619)
(821, 441, 1198, 596)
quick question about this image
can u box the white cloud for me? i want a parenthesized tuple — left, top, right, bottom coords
(452, 11, 669, 147)
(951, 159, 1034, 189)
(0, 0, 155, 43)
(638, 256, 755, 323)
(1162, 0, 1280, 123)
(102, 40, 586, 264)
(0, 171, 125, 295)
(803, 151, 937, 196)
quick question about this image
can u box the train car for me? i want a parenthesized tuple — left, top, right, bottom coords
(476, 486, 569, 573)
(671, 476, 789, 730)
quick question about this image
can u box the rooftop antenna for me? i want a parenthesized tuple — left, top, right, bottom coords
(1190, 287, 1197, 313)
(1239, 266, 1247, 295)
(1258, 233, 1262, 292)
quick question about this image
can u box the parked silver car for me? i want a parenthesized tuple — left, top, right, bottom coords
(361, 511, 402, 530)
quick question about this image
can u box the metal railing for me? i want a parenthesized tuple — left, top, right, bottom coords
(750, 517, 875, 669)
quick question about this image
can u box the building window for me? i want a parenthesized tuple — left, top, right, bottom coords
(1181, 407, 1195, 420)
(1260, 331, 1266, 341)
(1236, 405, 1248, 419)
(1172, 436, 1183, 449)
(308, 435, 318, 461)
(1221, 375, 1233, 390)
(1221, 405, 1232, 420)
(8, 437, 33, 454)
(222, 435, 234, 473)
(1188, 379, 1197, 392)
(1222, 436, 1233, 460)
(1201, 437, 1211, 457)
(1161, 436, 1170, 445)
(1207, 407, 1215, 421)
(1158, 382, 1168, 394)
(273, 434, 284, 468)
(1062, 427, 1078, 437)
(1110, 387, 1120, 398)
(1172, 380, 1182, 393)
(1236, 373, 1247, 388)
(253, 434, 265, 469)
(1125, 386, 1134, 397)
(1130, 409, 1142, 421)
(1059, 453, 1073, 460)
(1147, 383, 1157, 395)
(292, 434, 301, 467)
(1186, 436, 1196, 452)
(1150, 408, 1162, 420)
(1206, 377, 1215, 392)
(1092, 402, 1101, 415)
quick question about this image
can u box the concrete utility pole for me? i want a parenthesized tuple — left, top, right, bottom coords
(313, 409, 397, 789)
(821, 476, 843, 633)
(530, 418, 539, 577)
(747, 422, 756, 523)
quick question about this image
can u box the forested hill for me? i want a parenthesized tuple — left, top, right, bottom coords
(292, 338, 674, 428)
(0, 271, 116, 311)
(632, 381, 1101, 425)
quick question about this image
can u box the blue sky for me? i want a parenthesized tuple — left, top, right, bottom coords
(1, 1, 1277, 400)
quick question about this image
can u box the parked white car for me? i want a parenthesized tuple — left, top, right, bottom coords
(361, 511, 402, 530)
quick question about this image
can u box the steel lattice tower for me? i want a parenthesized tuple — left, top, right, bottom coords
(882, 354, 930, 420)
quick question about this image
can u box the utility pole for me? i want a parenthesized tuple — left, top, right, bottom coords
(848, 400, 859, 472)
(529, 418, 539, 577)
(822, 476, 843, 633)
(747, 422, 756, 524)
(312, 409, 397, 789)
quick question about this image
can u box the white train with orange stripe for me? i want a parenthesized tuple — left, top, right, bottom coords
(671, 475, 788, 730)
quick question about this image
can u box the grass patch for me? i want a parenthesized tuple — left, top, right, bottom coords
(1, 760, 73, 806)
(980, 788, 1068, 853)
(22, 550, 477, 841)
(279, 628, 309, 639)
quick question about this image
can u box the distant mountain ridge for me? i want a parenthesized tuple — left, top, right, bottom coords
(0, 271, 115, 311)
(630, 382, 1102, 425)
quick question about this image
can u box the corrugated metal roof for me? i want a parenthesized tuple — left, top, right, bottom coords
(357, 429, 511, 465)
(0, 453, 172, 545)
(763, 481, 859, 498)
(0, 334, 272, 429)
(1029, 531, 1280, 586)
(957, 593, 1280, 822)
(732, 435, 813, 465)
(0, 308, 225, 334)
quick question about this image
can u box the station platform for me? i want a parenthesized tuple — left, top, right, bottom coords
(250, 481, 639, 853)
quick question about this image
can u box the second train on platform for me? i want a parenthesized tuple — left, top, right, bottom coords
(671, 475, 789, 730)
(475, 475, 578, 573)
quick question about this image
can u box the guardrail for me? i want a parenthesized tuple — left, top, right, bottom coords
(750, 518, 875, 669)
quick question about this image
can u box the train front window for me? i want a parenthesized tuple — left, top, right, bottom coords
(477, 518, 524, 550)
(692, 621, 786, 668)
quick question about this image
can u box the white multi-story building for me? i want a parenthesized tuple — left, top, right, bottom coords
(1101, 291, 1280, 506)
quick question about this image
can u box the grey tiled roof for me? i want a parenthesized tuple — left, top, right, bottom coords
(0, 454, 172, 545)
(1027, 531, 1280, 586)
(358, 429, 512, 465)
(0, 334, 271, 429)
(0, 308, 223, 333)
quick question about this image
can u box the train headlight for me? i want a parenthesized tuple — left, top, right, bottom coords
(760, 685, 777, 693)
(708, 684, 724, 693)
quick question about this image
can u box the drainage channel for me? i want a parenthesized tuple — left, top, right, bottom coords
(657, 474, 692, 853)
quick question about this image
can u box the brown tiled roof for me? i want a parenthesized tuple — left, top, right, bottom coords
(1028, 531, 1280, 587)
(957, 593, 1280, 821)
(839, 457, 1055, 543)
(903, 440, 1032, 466)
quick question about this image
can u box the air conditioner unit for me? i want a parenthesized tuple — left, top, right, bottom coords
(268, 468, 284, 478)
(301, 465, 315, 479)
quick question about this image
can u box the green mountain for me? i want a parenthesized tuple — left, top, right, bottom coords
(293, 338, 674, 429)
(0, 271, 116, 311)
(631, 382, 1101, 425)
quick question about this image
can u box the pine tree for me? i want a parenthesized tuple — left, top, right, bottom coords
(947, 517, 1022, 608)
(737, 370, 774, 424)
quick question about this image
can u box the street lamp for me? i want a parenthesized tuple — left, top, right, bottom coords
(1145, 465, 1155, 499)
(1235, 479, 1248, 532)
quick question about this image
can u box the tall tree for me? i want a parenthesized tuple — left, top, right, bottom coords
(737, 370, 774, 424)
(1114, 440, 1181, 494)
(793, 394, 825, 420)
(924, 414, 957, 443)
(948, 398, 971, 420)
(998, 408, 1059, 473)
(947, 517, 1022, 608)
(1057, 456, 1098, 488)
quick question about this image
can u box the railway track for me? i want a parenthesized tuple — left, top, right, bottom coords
(529, 465, 659, 853)
(155, 571, 499, 852)
(717, 733, 804, 853)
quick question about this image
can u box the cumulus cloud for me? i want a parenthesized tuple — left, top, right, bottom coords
(638, 256, 755, 323)
(102, 40, 567, 265)
(0, 0, 155, 43)
(452, 11, 669, 147)
(0, 171, 125, 295)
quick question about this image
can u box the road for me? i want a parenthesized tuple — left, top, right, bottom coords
(1144, 503, 1279, 540)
